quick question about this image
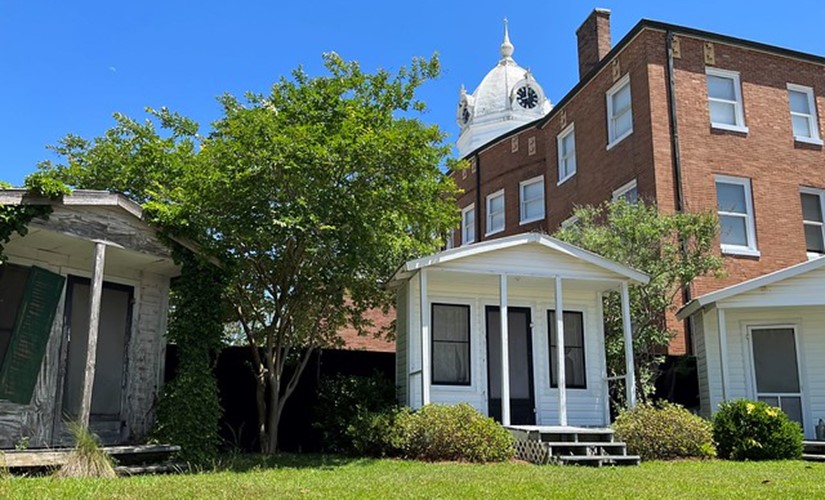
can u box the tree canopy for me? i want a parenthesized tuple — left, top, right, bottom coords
(35, 52, 460, 453)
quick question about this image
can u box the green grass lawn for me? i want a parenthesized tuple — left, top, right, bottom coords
(2, 455, 824, 499)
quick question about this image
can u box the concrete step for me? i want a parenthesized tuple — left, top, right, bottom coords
(557, 454, 641, 467)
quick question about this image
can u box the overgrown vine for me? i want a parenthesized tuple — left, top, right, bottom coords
(152, 245, 228, 466)
(0, 175, 71, 262)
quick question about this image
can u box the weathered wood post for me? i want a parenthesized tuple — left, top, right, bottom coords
(78, 241, 106, 429)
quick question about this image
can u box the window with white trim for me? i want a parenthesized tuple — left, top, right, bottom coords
(519, 177, 544, 224)
(715, 175, 758, 256)
(606, 74, 633, 148)
(612, 179, 639, 204)
(431, 303, 471, 385)
(461, 204, 475, 245)
(801, 189, 825, 257)
(486, 190, 505, 235)
(787, 84, 822, 144)
(557, 123, 576, 183)
(706, 68, 747, 132)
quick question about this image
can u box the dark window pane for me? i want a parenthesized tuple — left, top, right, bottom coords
(804, 224, 825, 253)
(548, 311, 586, 389)
(432, 304, 470, 385)
(802, 193, 823, 222)
(752, 328, 800, 393)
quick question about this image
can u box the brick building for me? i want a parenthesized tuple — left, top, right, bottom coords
(448, 10, 825, 355)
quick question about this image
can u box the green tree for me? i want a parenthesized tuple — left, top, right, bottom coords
(36, 52, 459, 453)
(554, 200, 723, 406)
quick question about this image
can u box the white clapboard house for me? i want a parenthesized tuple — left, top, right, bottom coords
(391, 233, 648, 428)
(0, 189, 183, 448)
(678, 256, 825, 439)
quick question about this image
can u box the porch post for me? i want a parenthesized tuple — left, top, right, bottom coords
(500, 273, 510, 426)
(555, 276, 568, 426)
(79, 241, 106, 429)
(717, 308, 730, 401)
(420, 269, 431, 406)
(620, 281, 637, 408)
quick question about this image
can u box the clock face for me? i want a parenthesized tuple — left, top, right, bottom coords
(516, 86, 538, 109)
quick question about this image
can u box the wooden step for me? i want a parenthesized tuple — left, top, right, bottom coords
(803, 441, 825, 452)
(803, 454, 825, 462)
(116, 462, 187, 476)
(557, 454, 641, 467)
(0, 444, 180, 469)
(545, 442, 628, 456)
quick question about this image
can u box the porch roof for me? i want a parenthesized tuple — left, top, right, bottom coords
(389, 232, 649, 287)
(677, 256, 825, 320)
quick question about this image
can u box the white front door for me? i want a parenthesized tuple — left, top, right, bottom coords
(748, 326, 803, 425)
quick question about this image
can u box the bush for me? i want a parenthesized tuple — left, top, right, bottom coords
(613, 402, 715, 460)
(314, 372, 399, 456)
(713, 399, 803, 461)
(397, 403, 514, 462)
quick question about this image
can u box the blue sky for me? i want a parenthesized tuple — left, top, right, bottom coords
(2, 1, 824, 186)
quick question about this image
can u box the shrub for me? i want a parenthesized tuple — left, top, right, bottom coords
(397, 403, 514, 462)
(713, 399, 803, 461)
(314, 372, 399, 456)
(613, 402, 715, 460)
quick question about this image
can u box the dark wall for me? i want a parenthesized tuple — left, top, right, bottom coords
(165, 345, 394, 453)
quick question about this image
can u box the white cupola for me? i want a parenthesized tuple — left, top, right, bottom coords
(456, 19, 552, 158)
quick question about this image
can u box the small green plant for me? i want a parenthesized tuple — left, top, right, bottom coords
(55, 423, 117, 478)
(713, 399, 803, 461)
(613, 402, 715, 460)
(397, 403, 514, 462)
(14, 436, 30, 451)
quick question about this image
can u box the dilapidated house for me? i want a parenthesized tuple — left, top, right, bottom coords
(0, 189, 181, 448)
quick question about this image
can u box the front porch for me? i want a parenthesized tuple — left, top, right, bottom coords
(392, 233, 649, 428)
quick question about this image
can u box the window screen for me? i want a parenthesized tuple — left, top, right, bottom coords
(548, 310, 586, 389)
(432, 304, 470, 385)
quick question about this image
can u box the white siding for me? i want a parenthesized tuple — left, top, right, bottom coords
(701, 305, 825, 438)
(722, 266, 825, 309)
(395, 286, 408, 406)
(692, 312, 712, 419)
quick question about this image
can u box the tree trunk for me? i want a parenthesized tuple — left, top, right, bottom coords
(255, 372, 267, 453)
(266, 371, 280, 453)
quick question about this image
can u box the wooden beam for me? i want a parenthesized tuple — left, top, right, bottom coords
(621, 281, 637, 408)
(500, 274, 510, 426)
(78, 241, 106, 429)
(420, 269, 431, 406)
(555, 276, 568, 426)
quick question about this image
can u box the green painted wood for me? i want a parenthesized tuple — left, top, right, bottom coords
(0, 266, 65, 404)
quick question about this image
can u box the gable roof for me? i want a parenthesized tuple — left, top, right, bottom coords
(389, 232, 649, 287)
(676, 257, 825, 320)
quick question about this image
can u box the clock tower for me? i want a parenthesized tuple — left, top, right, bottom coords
(456, 20, 552, 158)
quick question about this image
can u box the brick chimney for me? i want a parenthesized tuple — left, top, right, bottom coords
(576, 8, 612, 79)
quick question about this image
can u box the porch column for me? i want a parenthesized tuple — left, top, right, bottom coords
(420, 269, 431, 406)
(555, 276, 567, 426)
(499, 274, 511, 426)
(79, 241, 106, 429)
(717, 308, 730, 401)
(620, 281, 637, 408)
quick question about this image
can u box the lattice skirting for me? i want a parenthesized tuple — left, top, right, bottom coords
(514, 439, 555, 465)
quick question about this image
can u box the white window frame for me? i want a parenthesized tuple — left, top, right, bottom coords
(706, 67, 748, 133)
(485, 190, 505, 236)
(800, 187, 825, 259)
(561, 215, 579, 230)
(606, 74, 633, 150)
(461, 204, 475, 245)
(557, 123, 577, 185)
(519, 176, 545, 225)
(612, 179, 639, 203)
(715, 175, 759, 257)
(787, 83, 822, 145)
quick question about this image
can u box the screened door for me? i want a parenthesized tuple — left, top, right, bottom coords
(62, 277, 133, 421)
(486, 306, 535, 425)
(750, 327, 803, 425)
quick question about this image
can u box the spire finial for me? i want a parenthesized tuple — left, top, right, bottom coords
(500, 18, 514, 59)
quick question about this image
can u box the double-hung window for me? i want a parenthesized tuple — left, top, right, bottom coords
(612, 179, 639, 204)
(787, 84, 822, 145)
(557, 123, 576, 183)
(706, 68, 747, 132)
(548, 310, 586, 389)
(606, 74, 633, 149)
(461, 204, 475, 245)
(801, 189, 825, 258)
(486, 190, 505, 235)
(716, 175, 759, 256)
(519, 177, 544, 224)
(431, 304, 471, 385)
